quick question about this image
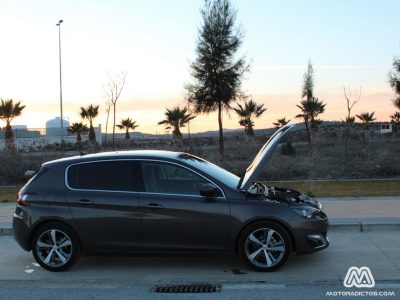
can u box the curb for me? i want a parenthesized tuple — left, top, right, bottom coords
(0, 226, 13, 235)
(1, 222, 400, 236)
(329, 222, 400, 231)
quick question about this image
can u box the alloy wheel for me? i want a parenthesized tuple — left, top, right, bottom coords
(35, 229, 73, 267)
(245, 228, 286, 268)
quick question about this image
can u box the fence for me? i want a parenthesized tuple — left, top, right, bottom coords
(0, 125, 102, 151)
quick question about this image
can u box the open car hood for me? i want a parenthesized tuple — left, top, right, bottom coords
(237, 124, 295, 190)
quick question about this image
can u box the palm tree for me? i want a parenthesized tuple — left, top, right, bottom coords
(158, 107, 195, 140)
(273, 117, 291, 128)
(296, 97, 326, 144)
(0, 99, 26, 151)
(356, 112, 376, 130)
(233, 100, 267, 136)
(343, 116, 355, 125)
(68, 122, 88, 143)
(117, 118, 139, 140)
(80, 104, 99, 143)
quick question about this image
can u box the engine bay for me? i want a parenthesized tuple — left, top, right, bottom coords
(246, 182, 322, 209)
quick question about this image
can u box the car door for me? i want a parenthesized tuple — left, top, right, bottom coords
(65, 160, 141, 251)
(138, 160, 230, 251)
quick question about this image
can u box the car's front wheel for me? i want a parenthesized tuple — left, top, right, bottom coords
(239, 221, 291, 272)
(31, 222, 81, 272)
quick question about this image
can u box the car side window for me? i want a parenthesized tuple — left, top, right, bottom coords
(68, 161, 132, 191)
(140, 161, 208, 196)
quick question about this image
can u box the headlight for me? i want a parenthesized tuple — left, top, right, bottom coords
(292, 205, 321, 219)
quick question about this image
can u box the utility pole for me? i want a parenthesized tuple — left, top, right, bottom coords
(56, 19, 64, 145)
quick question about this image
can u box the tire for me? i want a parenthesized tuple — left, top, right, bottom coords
(238, 221, 291, 272)
(31, 222, 81, 272)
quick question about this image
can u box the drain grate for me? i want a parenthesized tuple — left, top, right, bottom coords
(153, 284, 221, 293)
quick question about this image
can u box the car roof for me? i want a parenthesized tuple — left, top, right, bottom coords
(43, 150, 184, 167)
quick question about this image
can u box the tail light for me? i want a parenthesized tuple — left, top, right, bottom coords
(17, 191, 36, 206)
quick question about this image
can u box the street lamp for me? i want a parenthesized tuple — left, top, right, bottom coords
(56, 19, 64, 144)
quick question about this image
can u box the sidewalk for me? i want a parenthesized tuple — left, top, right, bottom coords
(1, 197, 400, 234)
(318, 197, 400, 231)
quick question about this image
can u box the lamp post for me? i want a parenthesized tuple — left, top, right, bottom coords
(56, 19, 64, 145)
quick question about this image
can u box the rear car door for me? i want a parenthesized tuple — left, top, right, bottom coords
(65, 160, 141, 251)
(138, 160, 230, 251)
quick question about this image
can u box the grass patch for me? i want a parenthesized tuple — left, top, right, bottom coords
(0, 185, 21, 203)
(266, 179, 400, 197)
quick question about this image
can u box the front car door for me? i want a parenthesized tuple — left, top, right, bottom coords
(138, 160, 230, 251)
(65, 160, 141, 252)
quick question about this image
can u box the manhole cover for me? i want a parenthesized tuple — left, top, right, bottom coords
(153, 284, 221, 293)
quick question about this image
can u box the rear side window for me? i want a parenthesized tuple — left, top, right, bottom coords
(67, 161, 132, 191)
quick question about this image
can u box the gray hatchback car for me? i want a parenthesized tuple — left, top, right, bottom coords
(13, 124, 329, 272)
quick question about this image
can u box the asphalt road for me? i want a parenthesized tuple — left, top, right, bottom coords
(0, 228, 399, 299)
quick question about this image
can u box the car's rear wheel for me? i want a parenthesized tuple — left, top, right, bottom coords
(239, 221, 291, 272)
(31, 222, 81, 272)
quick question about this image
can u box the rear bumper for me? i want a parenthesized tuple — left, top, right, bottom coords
(13, 209, 31, 251)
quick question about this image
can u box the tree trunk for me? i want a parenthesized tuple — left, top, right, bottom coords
(188, 120, 192, 152)
(218, 101, 224, 155)
(5, 123, 14, 152)
(125, 130, 130, 140)
(173, 126, 182, 140)
(112, 103, 116, 150)
(5, 123, 13, 140)
(247, 125, 254, 136)
(344, 122, 350, 164)
(304, 120, 312, 146)
(77, 132, 82, 143)
(105, 107, 110, 148)
(88, 122, 96, 143)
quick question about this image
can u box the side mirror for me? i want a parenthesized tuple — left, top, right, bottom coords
(199, 183, 220, 198)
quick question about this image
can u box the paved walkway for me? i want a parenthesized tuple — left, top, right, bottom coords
(319, 197, 400, 218)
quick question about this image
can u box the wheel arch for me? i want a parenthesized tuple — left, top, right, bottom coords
(28, 218, 82, 251)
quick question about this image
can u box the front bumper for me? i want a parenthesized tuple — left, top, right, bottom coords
(291, 215, 330, 255)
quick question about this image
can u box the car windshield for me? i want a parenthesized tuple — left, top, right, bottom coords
(177, 153, 240, 190)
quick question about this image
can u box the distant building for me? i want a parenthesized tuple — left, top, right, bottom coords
(380, 123, 393, 134)
(46, 117, 69, 136)
(0, 125, 40, 139)
(13, 125, 28, 130)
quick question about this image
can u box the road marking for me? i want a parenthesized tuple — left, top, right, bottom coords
(24, 269, 34, 274)
(41, 283, 120, 289)
(223, 283, 286, 290)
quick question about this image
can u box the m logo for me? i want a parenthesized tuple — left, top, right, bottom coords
(343, 266, 375, 288)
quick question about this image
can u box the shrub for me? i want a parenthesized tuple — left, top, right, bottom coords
(0, 152, 64, 184)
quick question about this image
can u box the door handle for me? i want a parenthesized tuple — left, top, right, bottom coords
(74, 199, 93, 205)
(143, 203, 163, 209)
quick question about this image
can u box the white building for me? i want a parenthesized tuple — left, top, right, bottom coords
(380, 123, 393, 134)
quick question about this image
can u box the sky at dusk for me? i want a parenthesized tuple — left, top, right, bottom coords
(0, 0, 399, 133)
